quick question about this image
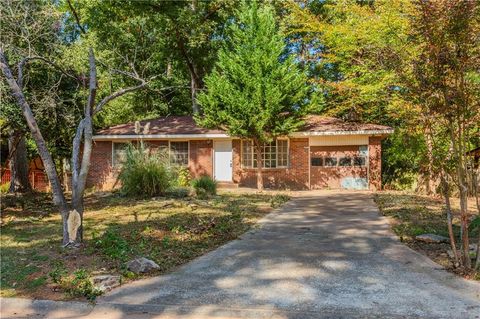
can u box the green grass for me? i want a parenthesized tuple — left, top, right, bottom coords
(0, 190, 289, 300)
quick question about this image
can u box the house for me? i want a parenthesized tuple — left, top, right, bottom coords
(88, 115, 393, 190)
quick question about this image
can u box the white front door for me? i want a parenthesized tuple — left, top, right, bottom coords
(214, 140, 233, 182)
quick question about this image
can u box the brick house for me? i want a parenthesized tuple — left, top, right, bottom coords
(88, 115, 393, 190)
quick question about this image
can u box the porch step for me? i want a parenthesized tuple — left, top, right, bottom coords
(217, 181, 239, 189)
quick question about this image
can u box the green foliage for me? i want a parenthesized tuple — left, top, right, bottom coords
(62, 269, 102, 301)
(119, 143, 173, 197)
(269, 194, 290, 208)
(48, 261, 68, 284)
(197, 0, 309, 143)
(192, 176, 217, 198)
(0, 183, 10, 194)
(93, 228, 131, 262)
(175, 167, 192, 187)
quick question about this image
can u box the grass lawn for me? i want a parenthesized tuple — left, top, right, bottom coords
(374, 191, 479, 280)
(0, 190, 289, 300)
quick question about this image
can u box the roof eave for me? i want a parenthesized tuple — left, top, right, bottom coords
(92, 133, 230, 140)
(290, 129, 394, 137)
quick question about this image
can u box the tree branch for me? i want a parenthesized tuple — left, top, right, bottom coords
(66, 0, 86, 35)
(93, 81, 147, 115)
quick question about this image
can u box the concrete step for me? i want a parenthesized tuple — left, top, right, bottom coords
(216, 181, 239, 189)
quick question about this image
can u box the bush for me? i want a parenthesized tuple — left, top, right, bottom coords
(119, 143, 173, 197)
(0, 183, 10, 194)
(175, 167, 192, 187)
(62, 269, 102, 301)
(192, 175, 217, 198)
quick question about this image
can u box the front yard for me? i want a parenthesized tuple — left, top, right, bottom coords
(374, 191, 479, 280)
(0, 191, 289, 300)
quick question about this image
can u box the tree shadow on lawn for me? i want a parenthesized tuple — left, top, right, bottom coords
(0, 192, 280, 300)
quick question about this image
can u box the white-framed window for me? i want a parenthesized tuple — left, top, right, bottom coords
(112, 142, 129, 167)
(169, 141, 189, 166)
(241, 139, 289, 168)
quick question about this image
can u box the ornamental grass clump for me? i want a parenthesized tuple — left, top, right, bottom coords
(192, 175, 217, 198)
(119, 143, 173, 197)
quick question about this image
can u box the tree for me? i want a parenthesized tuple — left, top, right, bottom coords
(69, 0, 235, 119)
(286, 0, 480, 268)
(0, 1, 150, 246)
(407, 0, 480, 268)
(197, 0, 309, 190)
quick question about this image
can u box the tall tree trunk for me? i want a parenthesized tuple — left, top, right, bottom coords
(440, 174, 460, 265)
(254, 139, 264, 191)
(425, 128, 434, 195)
(8, 131, 31, 193)
(449, 121, 471, 268)
(2, 48, 147, 246)
(190, 74, 200, 114)
(472, 169, 480, 269)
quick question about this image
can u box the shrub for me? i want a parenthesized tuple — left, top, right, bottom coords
(119, 143, 173, 197)
(192, 175, 217, 198)
(0, 183, 10, 194)
(176, 167, 192, 187)
(62, 269, 102, 301)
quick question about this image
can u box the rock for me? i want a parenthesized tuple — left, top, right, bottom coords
(91, 275, 121, 292)
(415, 234, 449, 243)
(126, 257, 160, 274)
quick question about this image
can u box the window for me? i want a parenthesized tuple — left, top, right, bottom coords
(277, 140, 288, 167)
(241, 140, 254, 168)
(339, 157, 352, 166)
(354, 156, 366, 166)
(241, 139, 288, 168)
(170, 141, 188, 166)
(311, 157, 323, 166)
(324, 157, 337, 167)
(112, 142, 129, 167)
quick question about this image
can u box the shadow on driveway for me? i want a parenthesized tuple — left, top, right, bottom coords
(3, 191, 480, 318)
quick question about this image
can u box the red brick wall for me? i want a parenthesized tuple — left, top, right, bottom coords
(310, 145, 368, 189)
(189, 140, 213, 178)
(88, 136, 382, 191)
(87, 139, 213, 190)
(87, 141, 117, 190)
(232, 138, 309, 190)
(368, 136, 382, 190)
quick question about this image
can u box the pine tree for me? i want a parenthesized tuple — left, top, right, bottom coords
(197, 0, 309, 190)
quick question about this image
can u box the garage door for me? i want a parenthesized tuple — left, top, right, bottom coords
(310, 145, 368, 190)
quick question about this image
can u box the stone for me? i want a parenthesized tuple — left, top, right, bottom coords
(415, 234, 449, 244)
(91, 275, 121, 292)
(126, 257, 160, 274)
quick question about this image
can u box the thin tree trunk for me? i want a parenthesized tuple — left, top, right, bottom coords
(254, 139, 264, 191)
(472, 168, 480, 269)
(8, 131, 31, 193)
(449, 121, 471, 268)
(441, 174, 460, 265)
(190, 74, 200, 114)
(1, 50, 68, 213)
(425, 128, 434, 195)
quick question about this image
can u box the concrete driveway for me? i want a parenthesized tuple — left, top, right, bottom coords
(3, 191, 480, 318)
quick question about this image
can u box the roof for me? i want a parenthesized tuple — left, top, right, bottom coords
(95, 116, 225, 136)
(93, 115, 393, 140)
(292, 115, 393, 136)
